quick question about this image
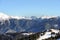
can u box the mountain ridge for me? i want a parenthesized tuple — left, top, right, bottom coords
(0, 13, 60, 33)
(0, 13, 58, 20)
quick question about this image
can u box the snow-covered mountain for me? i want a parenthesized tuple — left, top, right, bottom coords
(0, 13, 60, 33)
(4, 29, 60, 40)
(0, 13, 60, 40)
(0, 13, 10, 20)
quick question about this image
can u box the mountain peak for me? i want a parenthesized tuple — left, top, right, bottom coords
(0, 12, 10, 20)
(41, 16, 57, 19)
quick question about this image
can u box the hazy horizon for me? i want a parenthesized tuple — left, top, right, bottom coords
(0, 0, 60, 16)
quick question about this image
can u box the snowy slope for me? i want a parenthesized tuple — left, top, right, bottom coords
(0, 13, 60, 33)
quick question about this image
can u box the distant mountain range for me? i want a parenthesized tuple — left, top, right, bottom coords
(0, 13, 60, 33)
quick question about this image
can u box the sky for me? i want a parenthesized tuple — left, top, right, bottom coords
(0, 0, 60, 17)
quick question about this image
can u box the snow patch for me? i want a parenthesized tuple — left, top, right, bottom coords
(41, 16, 57, 19)
(6, 29, 17, 33)
(22, 32, 34, 35)
(0, 12, 10, 20)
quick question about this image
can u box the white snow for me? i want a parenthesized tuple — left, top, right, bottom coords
(0, 12, 32, 20)
(0, 12, 10, 20)
(41, 16, 57, 19)
(6, 29, 17, 33)
(50, 29, 59, 33)
(0, 12, 58, 20)
(22, 33, 34, 35)
(11, 16, 33, 20)
(37, 29, 59, 40)
(37, 32, 51, 40)
(11, 16, 25, 19)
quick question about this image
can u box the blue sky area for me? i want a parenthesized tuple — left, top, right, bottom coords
(0, 0, 60, 16)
